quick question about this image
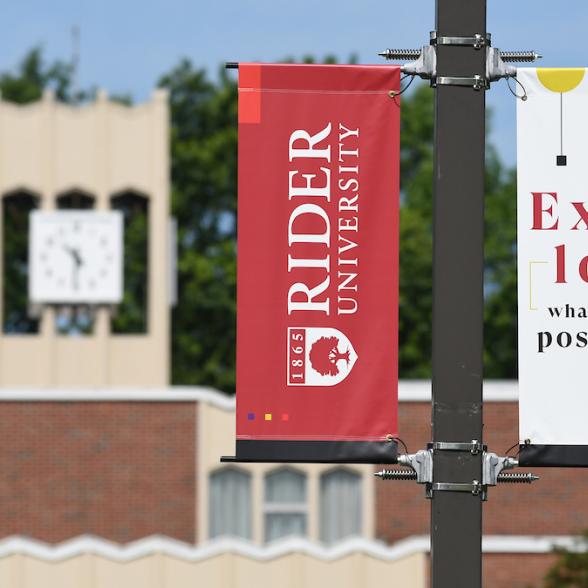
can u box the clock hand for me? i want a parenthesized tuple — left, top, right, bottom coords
(63, 245, 83, 267)
(63, 245, 83, 290)
(72, 249, 83, 267)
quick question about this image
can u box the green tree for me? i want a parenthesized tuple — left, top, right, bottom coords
(0, 47, 74, 103)
(398, 83, 434, 376)
(397, 82, 518, 378)
(538, 532, 588, 587)
(159, 61, 238, 391)
(484, 145, 518, 378)
(0, 46, 131, 105)
(111, 194, 149, 333)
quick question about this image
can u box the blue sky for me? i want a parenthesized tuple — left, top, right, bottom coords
(2, 0, 588, 165)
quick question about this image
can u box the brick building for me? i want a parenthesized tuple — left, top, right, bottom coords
(0, 95, 584, 587)
(0, 383, 585, 588)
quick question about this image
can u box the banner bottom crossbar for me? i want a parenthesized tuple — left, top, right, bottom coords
(222, 440, 398, 464)
(519, 444, 588, 467)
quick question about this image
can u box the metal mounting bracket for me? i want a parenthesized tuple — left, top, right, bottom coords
(376, 448, 538, 502)
(436, 75, 488, 91)
(397, 449, 433, 484)
(400, 45, 436, 79)
(430, 31, 490, 49)
(379, 33, 540, 88)
(432, 440, 484, 455)
(486, 47, 516, 81)
(432, 481, 482, 495)
(482, 453, 517, 486)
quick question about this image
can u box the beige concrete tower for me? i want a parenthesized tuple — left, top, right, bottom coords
(0, 89, 170, 387)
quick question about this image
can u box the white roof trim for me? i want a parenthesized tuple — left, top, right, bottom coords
(398, 380, 518, 402)
(0, 381, 518, 406)
(482, 535, 584, 553)
(0, 534, 582, 563)
(0, 386, 236, 408)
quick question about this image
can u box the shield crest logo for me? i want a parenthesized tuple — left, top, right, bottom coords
(287, 327, 358, 386)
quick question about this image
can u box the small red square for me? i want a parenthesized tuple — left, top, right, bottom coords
(281, 413, 289, 421)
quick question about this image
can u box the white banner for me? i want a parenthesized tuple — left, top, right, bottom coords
(517, 68, 588, 465)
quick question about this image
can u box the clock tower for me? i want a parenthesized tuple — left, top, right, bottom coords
(0, 89, 171, 387)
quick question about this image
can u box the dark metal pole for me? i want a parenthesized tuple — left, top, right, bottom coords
(431, 0, 486, 586)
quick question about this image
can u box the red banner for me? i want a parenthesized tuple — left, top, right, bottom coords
(235, 64, 400, 463)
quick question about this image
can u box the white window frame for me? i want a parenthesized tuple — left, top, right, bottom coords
(208, 466, 253, 540)
(263, 467, 308, 543)
(319, 466, 363, 544)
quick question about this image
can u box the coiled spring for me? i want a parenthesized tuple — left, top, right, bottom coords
(497, 472, 539, 484)
(374, 469, 417, 481)
(499, 51, 541, 63)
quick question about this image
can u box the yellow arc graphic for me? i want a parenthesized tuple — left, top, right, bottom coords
(537, 68, 585, 93)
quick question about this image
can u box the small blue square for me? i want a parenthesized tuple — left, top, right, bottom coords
(247, 413, 255, 421)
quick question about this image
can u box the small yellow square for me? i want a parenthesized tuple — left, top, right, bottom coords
(264, 413, 272, 421)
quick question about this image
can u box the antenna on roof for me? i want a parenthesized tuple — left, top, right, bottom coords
(71, 25, 80, 103)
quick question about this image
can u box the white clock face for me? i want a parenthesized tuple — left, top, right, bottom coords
(29, 210, 124, 304)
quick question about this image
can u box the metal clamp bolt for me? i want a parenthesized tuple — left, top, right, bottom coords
(432, 480, 482, 495)
(436, 75, 488, 91)
(433, 439, 484, 455)
(430, 31, 490, 50)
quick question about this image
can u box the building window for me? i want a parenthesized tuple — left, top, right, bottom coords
(209, 468, 252, 539)
(320, 468, 362, 544)
(56, 190, 95, 210)
(110, 191, 148, 334)
(264, 468, 307, 543)
(2, 190, 40, 334)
